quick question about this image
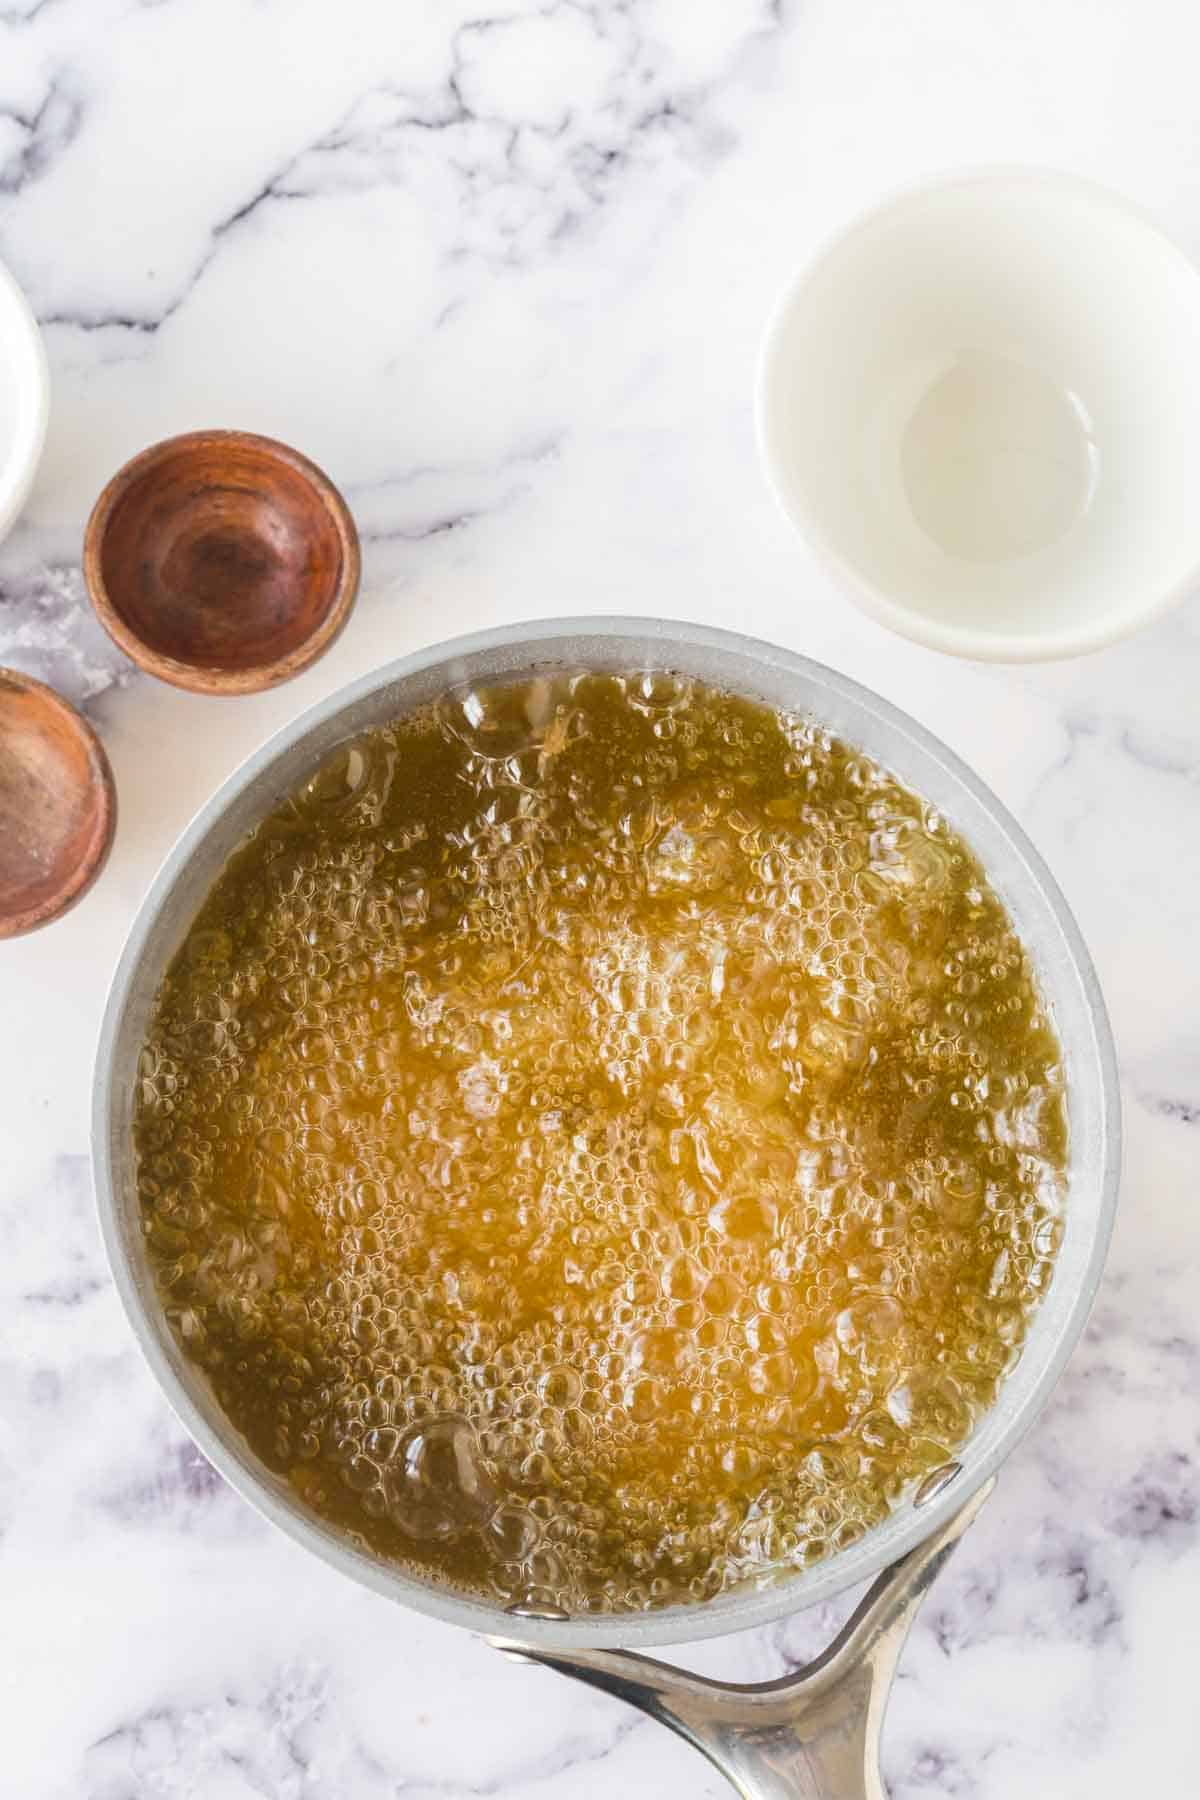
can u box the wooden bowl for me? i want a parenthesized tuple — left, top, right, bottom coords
(0, 669, 116, 937)
(83, 430, 361, 695)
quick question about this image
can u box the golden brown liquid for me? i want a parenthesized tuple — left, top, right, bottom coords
(136, 673, 1066, 1613)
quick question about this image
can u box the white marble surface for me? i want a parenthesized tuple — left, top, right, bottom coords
(2, 2, 1200, 1795)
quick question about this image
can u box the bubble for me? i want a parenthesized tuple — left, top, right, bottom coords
(628, 672, 694, 716)
(625, 1379, 662, 1424)
(384, 1416, 495, 1541)
(301, 741, 377, 811)
(746, 1314, 788, 1354)
(538, 1366, 582, 1408)
(488, 1502, 539, 1559)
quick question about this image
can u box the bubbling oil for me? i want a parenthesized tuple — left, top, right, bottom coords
(135, 672, 1067, 1614)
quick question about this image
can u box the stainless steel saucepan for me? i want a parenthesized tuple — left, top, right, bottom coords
(93, 620, 1121, 1799)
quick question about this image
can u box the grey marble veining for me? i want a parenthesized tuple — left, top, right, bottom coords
(3, 2, 1200, 1796)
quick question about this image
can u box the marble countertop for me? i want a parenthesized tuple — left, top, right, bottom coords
(3, 2, 1200, 1795)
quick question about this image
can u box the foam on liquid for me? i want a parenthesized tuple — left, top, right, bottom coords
(135, 673, 1067, 1614)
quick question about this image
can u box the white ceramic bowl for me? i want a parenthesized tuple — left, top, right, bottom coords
(757, 170, 1200, 661)
(0, 257, 48, 545)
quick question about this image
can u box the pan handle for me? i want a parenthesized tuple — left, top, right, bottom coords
(489, 1476, 994, 1800)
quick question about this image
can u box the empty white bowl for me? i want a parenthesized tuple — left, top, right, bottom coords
(0, 257, 48, 547)
(757, 171, 1200, 660)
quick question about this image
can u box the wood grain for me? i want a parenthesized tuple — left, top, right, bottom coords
(83, 430, 361, 695)
(0, 668, 116, 936)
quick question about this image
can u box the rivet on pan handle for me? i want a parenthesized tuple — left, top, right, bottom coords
(489, 1476, 994, 1800)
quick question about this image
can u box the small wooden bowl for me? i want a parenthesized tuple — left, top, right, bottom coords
(83, 430, 361, 695)
(0, 669, 116, 938)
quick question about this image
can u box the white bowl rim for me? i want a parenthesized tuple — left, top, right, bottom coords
(755, 164, 1200, 663)
(0, 255, 49, 545)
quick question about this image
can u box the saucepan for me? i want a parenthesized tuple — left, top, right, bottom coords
(93, 619, 1120, 1799)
